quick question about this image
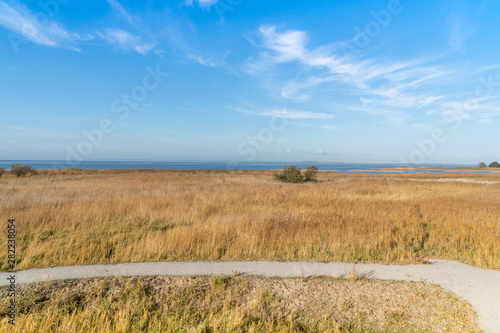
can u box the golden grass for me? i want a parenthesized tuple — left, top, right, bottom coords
(1, 170, 499, 270)
(0, 275, 481, 332)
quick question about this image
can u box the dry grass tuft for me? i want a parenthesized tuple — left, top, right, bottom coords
(345, 264, 362, 282)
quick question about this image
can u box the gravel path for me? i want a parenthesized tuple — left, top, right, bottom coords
(2, 259, 499, 332)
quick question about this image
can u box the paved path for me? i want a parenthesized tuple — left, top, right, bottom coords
(2, 259, 499, 332)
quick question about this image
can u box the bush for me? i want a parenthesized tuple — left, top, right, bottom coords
(304, 165, 318, 182)
(274, 165, 318, 183)
(489, 161, 500, 168)
(0, 167, 5, 178)
(274, 165, 304, 183)
(478, 162, 487, 168)
(11, 163, 37, 177)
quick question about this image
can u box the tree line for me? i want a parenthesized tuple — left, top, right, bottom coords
(478, 161, 500, 168)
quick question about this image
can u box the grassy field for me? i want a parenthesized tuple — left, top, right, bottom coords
(0, 275, 480, 332)
(1, 169, 499, 270)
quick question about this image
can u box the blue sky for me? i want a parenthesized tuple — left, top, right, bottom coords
(1, 0, 499, 164)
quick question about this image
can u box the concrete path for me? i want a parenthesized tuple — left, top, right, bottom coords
(2, 259, 499, 332)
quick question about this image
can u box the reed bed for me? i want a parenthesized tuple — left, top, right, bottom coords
(1, 170, 499, 270)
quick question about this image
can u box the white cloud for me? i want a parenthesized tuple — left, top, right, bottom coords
(446, 7, 476, 52)
(321, 125, 336, 130)
(437, 97, 500, 124)
(247, 25, 453, 124)
(252, 25, 447, 89)
(412, 123, 437, 132)
(0, 1, 89, 50)
(259, 25, 308, 62)
(360, 92, 444, 109)
(0, 125, 78, 139)
(281, 75, 337, 101)
(154, 50, 166, 57)
(104, 0, 160, 56)
(99, 28, 154, 55)
(299, 149, 338, 156)
(106, 0, 135, 25)
(0, 1, 154, 55)
(186, 0, 219, 9)
(234, 107, 334, 119)
(187, 53, 218, 67)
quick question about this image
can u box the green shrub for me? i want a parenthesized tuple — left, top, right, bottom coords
(274, 165, 319, 183)
(478, 162, 487, 168)
(0, 167, 5, 177)
(489, 161, 500, 168)
(11, 163, 37, 177)
(274, 165, 304, 183)
(304, 165, 318, 182)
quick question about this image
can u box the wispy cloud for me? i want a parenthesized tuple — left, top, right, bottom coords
(477, 118, 493, 124)
(0, 125, 48, 131)
(316, 149, 326, 155)
(437, 96, 500, 124)
(0, 0, 154, 55)
(412, 123, 438, 132)
(187, 53, 225, 67)
(0, 125, 78, 139)
(0, 0, 90, 50)
(103, 0, 158, 55)
(360, 92, 444, 109)
(281, 76, 337, 101)
(303, 149, 339, 156)
(253, 25, 447, 89)
(161, 17, 227, 66)
(185, 0, 219, 9)
(246, 25, 455, 124)
(234, 107, 334, 119)
(99, 28, 154, 55)
(321, 125, 337, 130)
(446, 6, 476, 52)
(106, 0, 135, 26)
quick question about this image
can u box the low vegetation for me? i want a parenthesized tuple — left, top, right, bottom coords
(0, 275, 480, 332)
(10, 163, 37, 177)
(0, 167, 4, 178)
(304, 165, 318, 182)
(274, 165, 318, 183)
(1, 170, 499, 270)
(478, 161, 500, 168)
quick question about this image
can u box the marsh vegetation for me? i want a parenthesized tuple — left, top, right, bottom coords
(1, 170, 499, 270)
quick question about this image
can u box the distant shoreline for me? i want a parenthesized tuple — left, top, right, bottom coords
(0, 160, 482, 174)
(349, 167, 500, 174)
(1, 167, 499, 176)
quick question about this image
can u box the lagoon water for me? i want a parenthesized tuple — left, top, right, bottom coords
(0, 160, 486, 174)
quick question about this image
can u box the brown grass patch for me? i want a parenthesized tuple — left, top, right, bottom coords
(1, 170, 499, 270)
(0, 275, 481, 332)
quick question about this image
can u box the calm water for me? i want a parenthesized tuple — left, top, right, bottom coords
(0, 160, 486, 174)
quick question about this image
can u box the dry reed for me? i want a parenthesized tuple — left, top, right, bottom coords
(0, 170, 499, 270)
